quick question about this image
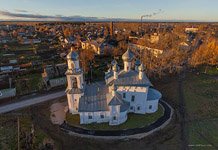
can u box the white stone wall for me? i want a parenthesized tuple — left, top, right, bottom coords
(79, 111, 110, 124)
(109, 110, 128, 125)
(67, 93, 83, 114)
(76, 74, 84, 89)
(117, 86, 148, 114)
(124, 61, 131, 72)
(145, 99, 159, 113)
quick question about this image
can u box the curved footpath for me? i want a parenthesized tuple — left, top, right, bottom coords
(60, 100, 174, 140)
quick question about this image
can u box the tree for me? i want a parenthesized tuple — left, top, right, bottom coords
(79, 49, 95, 73)
(189, 37, 218, 69)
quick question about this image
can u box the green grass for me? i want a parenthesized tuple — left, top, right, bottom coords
(188, 119, 218, 150)
(0, 115, 51, 150)
(199, 66, 218, 76)
(66, 105, 164, 130)
(0, 117, 17, 150)
(184, 74, 218, 120)
(154, 72, 218, 149)
(183, 73, 218, 149)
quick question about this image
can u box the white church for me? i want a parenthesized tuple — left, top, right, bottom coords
(65, 48, 162, 125)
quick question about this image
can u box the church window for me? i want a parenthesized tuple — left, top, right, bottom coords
(137, 106, 141, 110)
(113, 116, 116, 120)
(100, 114, 104, 119)
(130, 106, 133, 110)
(149, 105, 152, 109)
(123, 93, 126, 98)
(131, 95, 135, 102)
(88, 115, 92, 119)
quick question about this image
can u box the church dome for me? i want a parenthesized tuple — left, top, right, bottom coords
(67, 51, 79, 61)
(112, 64, 119, 72)
(122, 48, 134, 61)
(135, 59, 141, 66)
(139, 63, 145, 71)
(111, 59, 117, 66)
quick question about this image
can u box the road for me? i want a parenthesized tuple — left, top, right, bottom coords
(0, 90, 65, 114)
(178, 71, 188, 150)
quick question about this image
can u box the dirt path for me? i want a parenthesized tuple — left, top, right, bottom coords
(0, 90, 65, 114)
(178, 71, 189, 150)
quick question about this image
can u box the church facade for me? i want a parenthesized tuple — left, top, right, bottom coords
(66, 48, 162, 125)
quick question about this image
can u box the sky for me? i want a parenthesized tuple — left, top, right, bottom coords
(0, 0, 218, 21)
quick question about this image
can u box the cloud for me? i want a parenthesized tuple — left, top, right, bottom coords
(0, 10, 131, 21)
(14, 9, 28, 13)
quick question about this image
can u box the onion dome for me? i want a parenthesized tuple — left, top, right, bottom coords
(139, 63, 145, 71)
(122, 48, 134, 61)
(111, 59, 117, 66)
(112, 64, 119, 72)
(135, 59, 141, 66)
(67, 50, 79, 61)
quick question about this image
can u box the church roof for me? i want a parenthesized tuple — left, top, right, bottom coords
(109, 70, 152, 87)
(122, 48, 134, 61)
(108, 93, 123, 106)
(111, 59, 117, 66)
(66, 88, 84, 94)
(108, 93, 130, 112)
(78, 95, 109, 112)
(147, 88, 162, 101)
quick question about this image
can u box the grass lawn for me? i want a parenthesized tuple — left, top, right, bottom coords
(188, 119, 218, 150)
(184, 74, 218, 120)
(66, 105, 164, 130)
(198, 66, 218, 76)
(183, 73, 218, 149)
(155, 71, 218, 149)
(0, 114, 51, 150)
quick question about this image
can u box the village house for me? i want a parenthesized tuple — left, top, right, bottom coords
(0, 75, 16, 100)
(185, 27, 199, 33)
(42, 63, 67, 89)
(129, 43, 163, 57)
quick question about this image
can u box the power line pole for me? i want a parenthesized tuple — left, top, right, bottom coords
(17, 117, 20, 150)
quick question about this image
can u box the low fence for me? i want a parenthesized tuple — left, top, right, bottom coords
(60, 100, 173, 138)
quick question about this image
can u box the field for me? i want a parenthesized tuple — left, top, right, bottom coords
(0, 111, 53, 150)
(66, 105, 164, 130)
(184, 73, 218, 149)
(156, 69, 218, 150)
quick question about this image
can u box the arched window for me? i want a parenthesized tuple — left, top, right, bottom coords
(88, 113, 92, 119)
(131, 95, 135, 102)
(123, 93, 126, 98)
(72, 77, 77, 88)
